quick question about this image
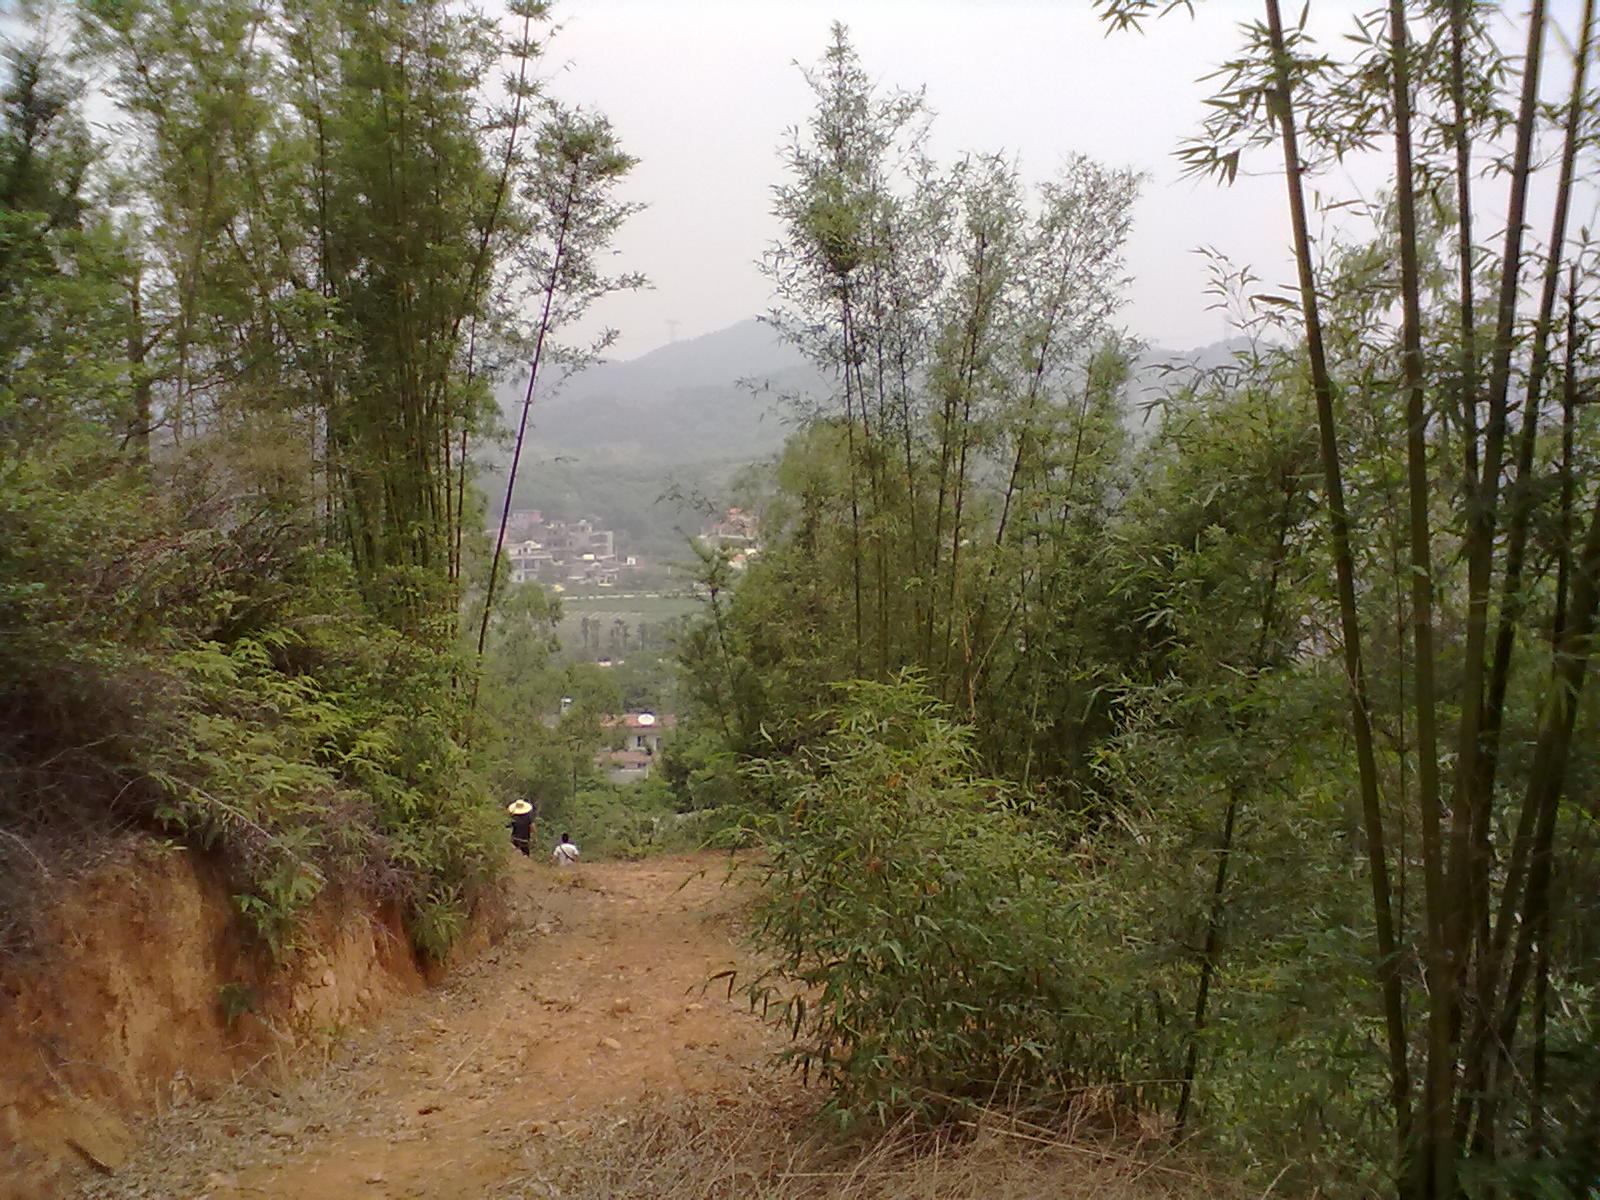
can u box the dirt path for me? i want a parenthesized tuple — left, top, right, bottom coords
(80, 853, 782, 1200)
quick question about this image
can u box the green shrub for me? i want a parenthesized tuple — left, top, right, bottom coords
(743, 675, 1093, 1126)
(143, 563, 503, 960)
(408, 884, 468, 962)
(0, 517, 504, 964)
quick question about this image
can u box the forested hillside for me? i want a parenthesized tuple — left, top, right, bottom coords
(519, 318, 811, 465)
(3, 3, 1599, 1200)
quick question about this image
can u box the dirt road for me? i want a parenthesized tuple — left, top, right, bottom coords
(81, 853, 782, 1200)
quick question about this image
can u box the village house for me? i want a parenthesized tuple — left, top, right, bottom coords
(595, 711, 676, 782)
(699, 507, 761, 570)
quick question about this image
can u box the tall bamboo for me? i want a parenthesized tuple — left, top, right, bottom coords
(1261, 0, 1414, 1178)
(1386, 7, 1453, 1192)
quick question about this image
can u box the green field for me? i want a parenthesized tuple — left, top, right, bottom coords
(556, 592, 702, 622)
(552, 592, 702, 660)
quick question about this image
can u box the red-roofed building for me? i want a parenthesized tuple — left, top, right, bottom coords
(595, 711, 677, 781)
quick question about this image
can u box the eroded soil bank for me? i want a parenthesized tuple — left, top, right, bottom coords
(2, 839, 447, 1199)
(33, 851, 774, 1199)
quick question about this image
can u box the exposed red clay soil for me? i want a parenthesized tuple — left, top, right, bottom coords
(49, 852, 779, 1200)
(0, 841, 429, 1200)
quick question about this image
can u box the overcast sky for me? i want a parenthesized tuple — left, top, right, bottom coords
(537, 0, 1373, 360)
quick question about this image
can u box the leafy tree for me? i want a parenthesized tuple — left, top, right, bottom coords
(0, 38, 128, 446)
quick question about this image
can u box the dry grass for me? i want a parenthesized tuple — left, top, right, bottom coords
(507, 1077, 1257, 1200)
(0, 824, 145, 962)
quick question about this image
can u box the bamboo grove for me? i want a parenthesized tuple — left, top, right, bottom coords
(1, 0, 636, 958)
(1114, 1, 1600, 1193)
(682, 27, 1143, 791)
(682, 13, 1600, 1198)
(77, 0, 635, 636)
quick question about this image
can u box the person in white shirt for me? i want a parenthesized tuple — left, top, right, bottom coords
(552, 833, 580, 865)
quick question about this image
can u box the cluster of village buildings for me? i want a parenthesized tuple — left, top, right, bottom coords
(500, 511, 636, 587)
(497, 508, 761, 588)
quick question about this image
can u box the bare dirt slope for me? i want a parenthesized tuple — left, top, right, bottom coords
(76, 852, 781, 1200)
(65, 852, 1232, 1200)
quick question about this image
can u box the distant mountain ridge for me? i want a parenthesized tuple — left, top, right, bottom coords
(483, 319, 1252, 555)
(509, 319, 1252, 466)
(512, 319, 818, 466)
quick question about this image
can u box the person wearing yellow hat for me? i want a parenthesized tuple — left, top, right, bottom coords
(506, 799, 536, 856)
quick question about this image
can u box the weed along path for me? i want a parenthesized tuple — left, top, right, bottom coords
(80, 852, 782, 1200)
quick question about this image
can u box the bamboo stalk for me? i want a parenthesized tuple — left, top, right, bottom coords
(1260, 1, 1414, 1181)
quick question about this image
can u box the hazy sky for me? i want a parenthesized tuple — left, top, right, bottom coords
(539, 0, 1366, 359)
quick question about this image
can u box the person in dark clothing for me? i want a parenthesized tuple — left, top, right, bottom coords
(506, 799, 536, 856)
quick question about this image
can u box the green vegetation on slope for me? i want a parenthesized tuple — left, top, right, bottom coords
(674, 21, 1600, 1199)
(7, 5, 1600, 1198)
(0, 0, 641, 965)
